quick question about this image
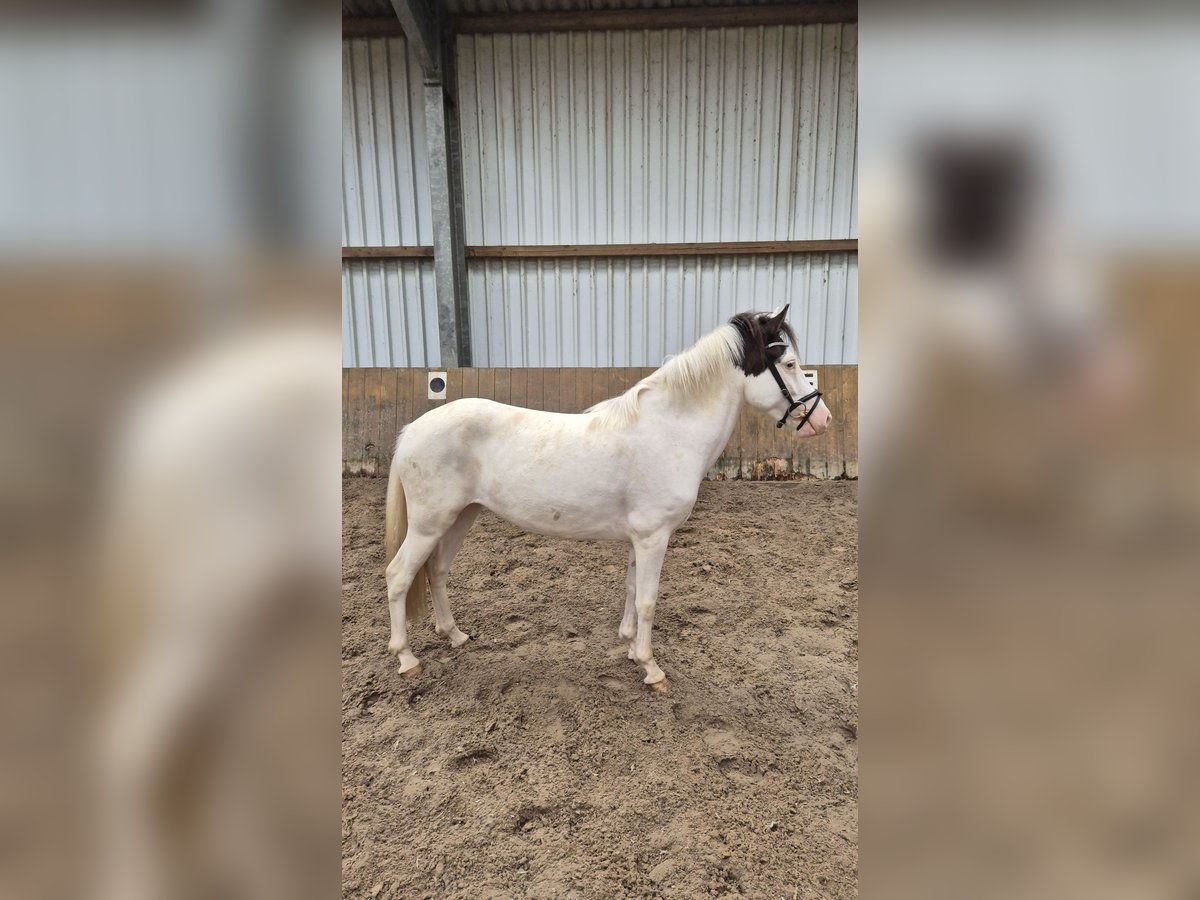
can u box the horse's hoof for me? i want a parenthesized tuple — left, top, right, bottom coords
(648, 678, 669, 694)
(450, 630, 471, 649)
(399, 662, 422, 679)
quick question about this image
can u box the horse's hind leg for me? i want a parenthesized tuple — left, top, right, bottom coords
(427, 504, 482, 648)
(386, 529, 442, 675)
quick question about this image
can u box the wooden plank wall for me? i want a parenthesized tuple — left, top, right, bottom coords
(343, 366, 857, 480)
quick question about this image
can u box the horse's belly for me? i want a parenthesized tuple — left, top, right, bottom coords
(476, 474, 629, 540)
(483, 498, 627, 542)
(473, 421, 638, 540)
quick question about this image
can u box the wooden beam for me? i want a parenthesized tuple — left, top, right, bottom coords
(342, 17, 405, 38)
(465, 239, 858, 259)
(344, 241, 857, 260)
(343, 246, 434, 259)
(455, 5, 857, 34)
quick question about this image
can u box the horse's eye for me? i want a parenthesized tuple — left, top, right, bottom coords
(786, 361, 796, 369)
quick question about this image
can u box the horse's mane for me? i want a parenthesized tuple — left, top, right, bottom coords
(584, 320, 750, 429)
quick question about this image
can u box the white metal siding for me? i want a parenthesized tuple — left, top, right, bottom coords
(469, 251, 856, 366)
(457, 23, 857, 365)
(343, 260, 442, 366)
(342, 36, 442, 366)
(342, 36, 433, 246)
(341, 24, 857, 367)
(458, 25, 856, 244)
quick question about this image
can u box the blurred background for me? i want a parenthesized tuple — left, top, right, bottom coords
(859, 2, 1200, 898)
(0, 2, 342, 899)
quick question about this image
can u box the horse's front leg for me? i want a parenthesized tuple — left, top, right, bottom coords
(619, 545, 636, 644)
(632, 532, 670, 690)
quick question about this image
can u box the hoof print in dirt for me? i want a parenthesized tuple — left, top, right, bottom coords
(502, 614, 531, 635)
(512, 805, 553, 833)
(450, 746, 497, 769)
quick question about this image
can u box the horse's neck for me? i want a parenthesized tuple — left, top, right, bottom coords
(642, 374, 744, 476)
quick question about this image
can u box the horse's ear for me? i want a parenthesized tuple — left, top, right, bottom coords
(766, 304, 790, 332)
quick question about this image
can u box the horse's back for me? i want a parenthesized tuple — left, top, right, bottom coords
(398, 397, 565, 448)
(396, 398, 589, 481)
(394, 398, 637, 534)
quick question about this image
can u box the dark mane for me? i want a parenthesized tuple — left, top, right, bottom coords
(728, 311, 797, 376)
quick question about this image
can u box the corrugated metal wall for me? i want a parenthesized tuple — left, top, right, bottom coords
(468, 252, 856, 366)
(458, 23, 857, 366)
(458, 26, 857, 244)
(341, 23, 858, 367)
(342, 36, 441, 366)
(343, 260, 441, 367)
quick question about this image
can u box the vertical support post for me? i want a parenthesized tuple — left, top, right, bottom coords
(392, 0, 471, 367)
(443, 50, 472, 368)
(424, 72, 472, 367)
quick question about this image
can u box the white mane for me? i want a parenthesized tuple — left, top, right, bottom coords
(585, 324, 743, 428)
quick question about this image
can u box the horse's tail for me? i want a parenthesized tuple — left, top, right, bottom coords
(385, 450, 430, 622)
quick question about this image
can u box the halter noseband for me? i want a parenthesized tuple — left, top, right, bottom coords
(764, 340, 823, 432)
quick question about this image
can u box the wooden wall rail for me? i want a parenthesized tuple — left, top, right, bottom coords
(342, 246, 434, 259)
(343, 5, 858, 38)
(343, 366, 857, 481)
(343, 240, 858, 261)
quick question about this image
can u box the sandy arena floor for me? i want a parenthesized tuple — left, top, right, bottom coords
(342, 478, 858, 899)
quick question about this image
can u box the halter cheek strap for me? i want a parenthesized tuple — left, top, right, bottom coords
(764, 341, 822, 432)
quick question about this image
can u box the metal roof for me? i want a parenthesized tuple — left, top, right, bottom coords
(345, 0, 827, 17)
(442, 0, 807, 12)
(342, 0, 395, 17)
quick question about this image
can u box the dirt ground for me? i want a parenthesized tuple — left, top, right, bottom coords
(342, 478, 858, 899)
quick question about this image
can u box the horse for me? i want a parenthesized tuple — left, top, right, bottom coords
(383, 305, 832, 691)
(96, 325, 340, 900)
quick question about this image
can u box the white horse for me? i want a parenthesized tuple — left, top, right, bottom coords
(384, 306, 832, 691)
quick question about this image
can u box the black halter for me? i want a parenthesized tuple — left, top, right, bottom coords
(764, 343, 823, 432)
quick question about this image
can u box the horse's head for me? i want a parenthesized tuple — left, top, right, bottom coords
(731, 306, 832, 437)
